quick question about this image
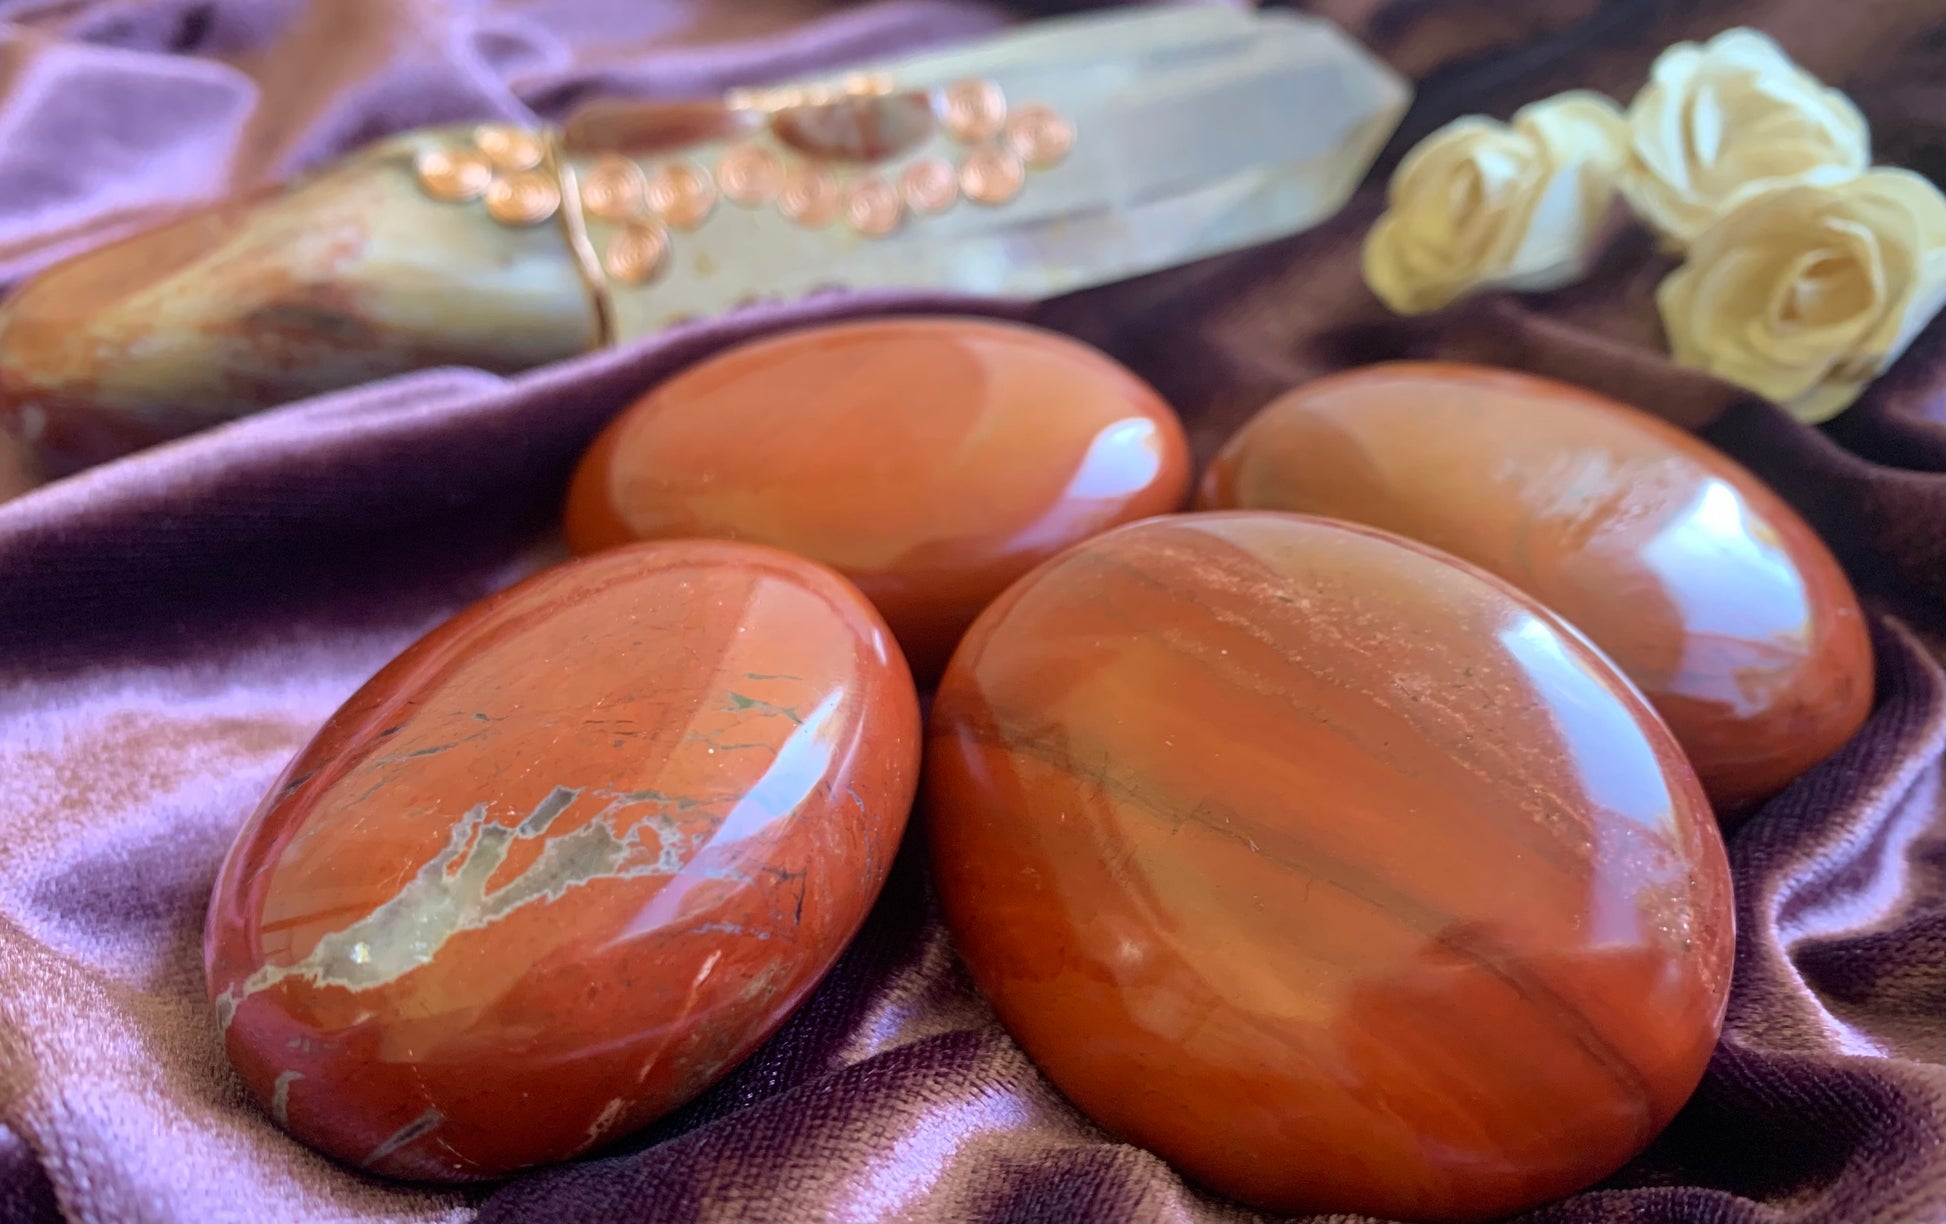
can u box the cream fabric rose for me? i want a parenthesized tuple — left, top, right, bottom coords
(1658, 168, 1946, 422)
(1623, 28, 1869, 247)
(1363, 92, 1626, 314)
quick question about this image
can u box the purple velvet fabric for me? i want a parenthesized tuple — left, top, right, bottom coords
(1, 1, 1942, 1222)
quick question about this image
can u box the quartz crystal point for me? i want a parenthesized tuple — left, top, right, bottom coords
(0, 7, 1408, 477)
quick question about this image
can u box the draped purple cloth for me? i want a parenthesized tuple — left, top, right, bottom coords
(0, 1, 1941, 1222)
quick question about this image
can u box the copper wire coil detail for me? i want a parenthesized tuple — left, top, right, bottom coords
(485, 170, 562, 225)
(778, 166, 843, 227)
(959, 147, 1024, 206)
(900, 158, 959, 215)
(645, 163, 718, 229)
(604, 221, 670, 285)
(475, 125, 546, 173)
(1003, 104, 1074, 169)
(415, 147, 494, 202)
(941, 79, 1006, 143)
(581, 157, 648, 220)
(846, 177, 905, 237)
(717, 145, 785, 206)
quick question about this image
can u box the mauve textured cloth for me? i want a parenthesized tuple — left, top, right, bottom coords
(0, 0, 1942, 1221)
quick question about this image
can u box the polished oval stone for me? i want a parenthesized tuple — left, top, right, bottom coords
(205, 540, 922, 1180)
(1199, 362, 1872, 813)
(926, 512, 1734, 1223)
(769, 92, 936, 162)
(563, 318, 1191, 680)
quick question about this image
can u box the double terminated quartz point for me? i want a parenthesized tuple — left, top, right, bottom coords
(0, 5, 1407, 476)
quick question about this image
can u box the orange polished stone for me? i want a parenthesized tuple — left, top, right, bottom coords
(205, 541, 921, 1180)
(1199, 362, 1873, 814)
(926, 512, 1734, 1223)
(564, 318, 1191, 680)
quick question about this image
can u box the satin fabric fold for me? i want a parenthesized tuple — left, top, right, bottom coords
(1, 1, 1941, 1222)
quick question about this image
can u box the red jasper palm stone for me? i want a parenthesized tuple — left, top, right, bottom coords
(563, 317, 1191, 680)
(925, 512, 1735, 1223)
(1200, 361, 1873, 813)
(205, 540, 922, 1180)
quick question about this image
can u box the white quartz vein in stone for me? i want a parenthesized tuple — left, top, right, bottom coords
(580, 1097, 630, 1152)
(216, 786, 702, 1033)
(270, 1070, 303, 1129)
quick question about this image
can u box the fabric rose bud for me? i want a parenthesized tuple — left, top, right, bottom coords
(1363, 92, 1626, 315)
(1622, 28, 1868, 248)
(1658, 168, 1946, 423)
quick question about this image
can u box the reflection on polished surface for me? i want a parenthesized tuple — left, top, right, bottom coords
(1199, 361, 1873, 813)
(204, 540, 921, 1180)
(1637, 478, 1810, 710)
(564, 317, 1190, 680)
(925, 513, 1734, 1223)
